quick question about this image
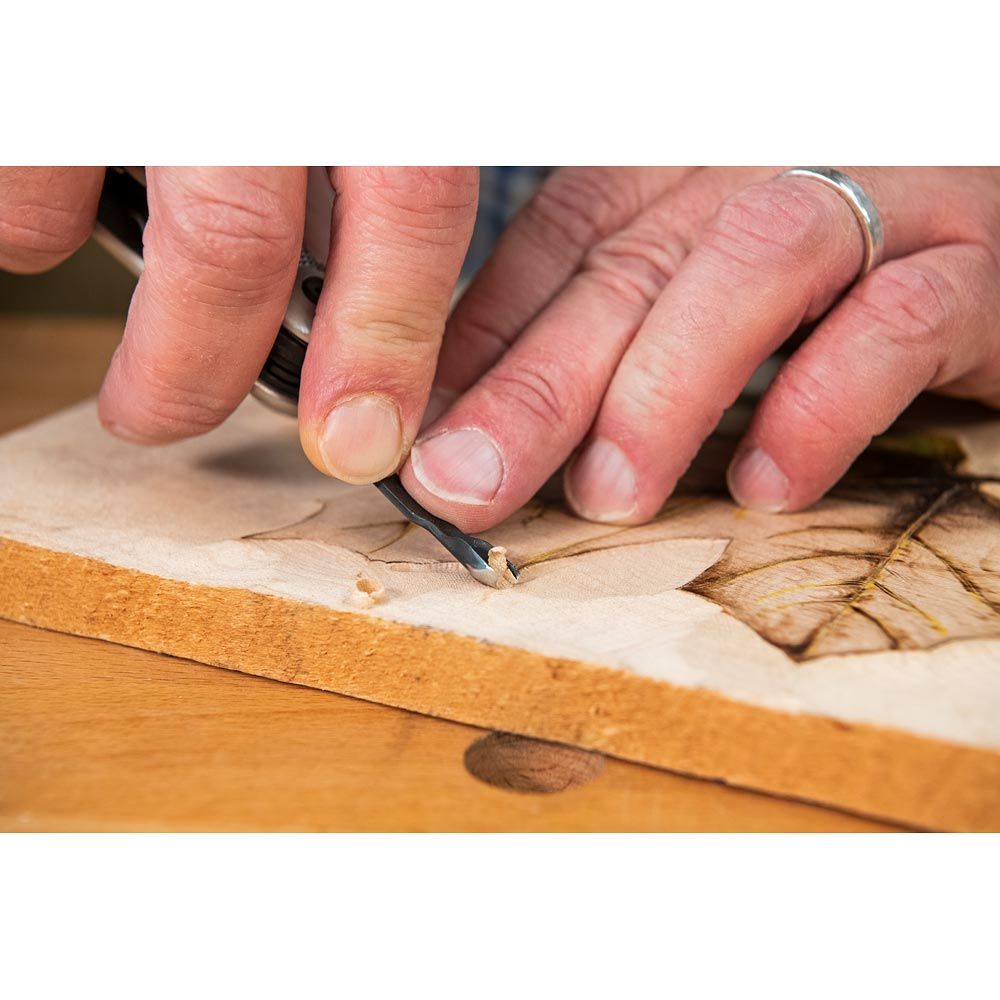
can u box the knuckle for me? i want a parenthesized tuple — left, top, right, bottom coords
(702, 181, 837, 273)
(581, 223, 688, 311)
(521, 168, 637, 256)
(153, 183, 300, 291)
(485, 361, 575, 427)
(445, 308, 513, 367)
(0, 202, 91, 271)
(769, 364, 847, 442)
(352, 166, 478, 242)
(341, 298, 445, 354)
(360, 166, 477, 202)
(852, 260, 953, 352)
(615, 369, 675, 424)
(614, 345, 725, 441)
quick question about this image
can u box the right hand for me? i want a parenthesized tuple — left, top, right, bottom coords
(0, 166, 479, 487)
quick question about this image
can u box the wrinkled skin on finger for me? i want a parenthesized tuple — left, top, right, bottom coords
(0, 167, 105, 274)
(97, 167, 308, 443)
(5, 165, 1000, 532)
(401, 166, 1000, 531)
(297, 166, 479, 484)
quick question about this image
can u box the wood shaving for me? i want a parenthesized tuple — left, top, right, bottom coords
(488, 546, 518, 589)
(350, 573, 386, 609)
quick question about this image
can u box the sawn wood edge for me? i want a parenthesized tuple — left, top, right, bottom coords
(2, 536, 998, 831)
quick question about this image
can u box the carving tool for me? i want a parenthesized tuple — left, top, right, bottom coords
(93, 168, 519, 588)
(375, 475, 518, 588)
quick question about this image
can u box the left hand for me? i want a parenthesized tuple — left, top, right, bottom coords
(400, 166, 1000, 531)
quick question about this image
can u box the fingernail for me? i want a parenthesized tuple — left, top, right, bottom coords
(565, 438, 638, 522)
(410, 428, 504, 504)
(319, 393, 403, 484)
(727, 446, 789, 512)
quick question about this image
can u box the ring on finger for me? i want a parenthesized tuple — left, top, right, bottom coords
(781, 167, 885, 280)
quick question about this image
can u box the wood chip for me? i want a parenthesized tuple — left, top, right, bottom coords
(487, 546, 518, 589)
(350, 573, 385, 609)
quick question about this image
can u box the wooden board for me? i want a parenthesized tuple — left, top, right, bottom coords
(0, 313, 906, 833)
(2, 617, 896, 831)
(2, 324, 999, 830)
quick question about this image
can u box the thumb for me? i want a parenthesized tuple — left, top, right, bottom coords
(298, 166, 478, 483)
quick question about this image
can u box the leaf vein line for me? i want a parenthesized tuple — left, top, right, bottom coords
(801, 485, 963, 657)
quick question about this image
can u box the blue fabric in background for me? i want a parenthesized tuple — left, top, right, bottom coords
(462, 166, 551, 279)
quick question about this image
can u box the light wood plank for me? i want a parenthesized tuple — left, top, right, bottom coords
(0, 314, 890, 831)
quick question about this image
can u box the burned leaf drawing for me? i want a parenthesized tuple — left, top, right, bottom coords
(682, 432, 1000, 660)
(505, 428, 1000, 661)
(685, 481, 1000, 659)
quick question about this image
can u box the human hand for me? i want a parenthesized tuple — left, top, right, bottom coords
(0, 166, 478, 485)
(399, 166, 1000, 531)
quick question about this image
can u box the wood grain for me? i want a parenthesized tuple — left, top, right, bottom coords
(0, 312, 904, 831)
(0, 617, 893, 831)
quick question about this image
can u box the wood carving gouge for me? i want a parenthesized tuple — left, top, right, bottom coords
(92, 167, 519, 589)
(375, 475, 518, 588)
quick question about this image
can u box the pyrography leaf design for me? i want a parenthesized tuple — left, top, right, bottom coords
(681, 431, 1000, 660)
(499, 429, 1000, 660)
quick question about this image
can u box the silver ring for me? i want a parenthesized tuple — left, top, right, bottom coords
(782, 167, 885, 279)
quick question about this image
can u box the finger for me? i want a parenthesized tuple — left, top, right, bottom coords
(427, 167, 692, 421)
(297, 167, 478, 484)
(395, 169, 779, 531)
(98, 167, 306, 443)
(727, 244, 1000, 511)
(564, 168, 965, 524)
(400, 271, 647, 532)
(0, 167, 104, 274)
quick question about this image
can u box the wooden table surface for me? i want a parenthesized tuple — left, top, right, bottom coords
(0, 314, 899, 831)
